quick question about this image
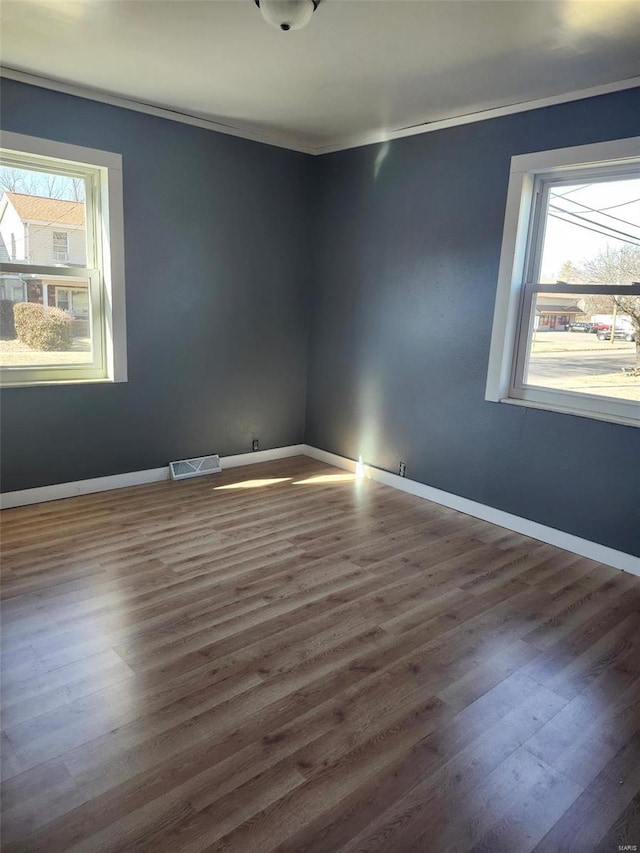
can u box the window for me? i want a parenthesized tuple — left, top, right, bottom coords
(487, 137, 640, 427)
(52, 231, 69, 262)
(0, 132, 126, 386)
(54, 287, 89, 316)
(70, 289, 89, 315)
(55, 287, 70, 312)
(0, 278, 25, 302)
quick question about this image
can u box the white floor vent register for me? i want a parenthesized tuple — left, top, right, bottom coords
(169, 454, 222, 481)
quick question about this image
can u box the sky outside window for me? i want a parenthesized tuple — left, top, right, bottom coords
(540, 177, 640, 282)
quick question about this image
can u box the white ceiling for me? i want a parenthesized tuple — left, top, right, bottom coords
(1, 0, 640, 154)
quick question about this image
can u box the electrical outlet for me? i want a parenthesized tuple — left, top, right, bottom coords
(252, 439, 259, 451)
(399, 461, 406, 477)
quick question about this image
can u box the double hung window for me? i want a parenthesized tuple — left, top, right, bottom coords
(0, 132, 126, 386)
(486, 138, 640, 427)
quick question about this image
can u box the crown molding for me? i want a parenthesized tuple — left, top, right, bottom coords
(308, 75, 640, 155)
(2, 66, 639, 158)
(0, 67, 316, 156)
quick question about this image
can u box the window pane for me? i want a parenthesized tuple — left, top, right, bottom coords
(0, 165, 87, 266)
(539, 177, 640, 285)
(524, 292, 639, 402)
(71, 289, 89, 314)
(0, 274, 93, 369)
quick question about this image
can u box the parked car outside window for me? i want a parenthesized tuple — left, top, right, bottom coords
(596, 327, 636, 342)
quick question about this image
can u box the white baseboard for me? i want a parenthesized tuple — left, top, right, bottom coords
(0, 467, 170, 509)
(220, 445, 305, 470)
(301, 445, 640, 577)
(0, 444, 306, 509)
(3, 441, 637, 577)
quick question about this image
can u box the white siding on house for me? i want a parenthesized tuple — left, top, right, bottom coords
(0, 201, 26, 261)
(27, 222, 86, 266)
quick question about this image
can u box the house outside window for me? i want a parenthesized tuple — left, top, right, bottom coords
(0, 132, 127, 386)
(486, 137, 640, 428)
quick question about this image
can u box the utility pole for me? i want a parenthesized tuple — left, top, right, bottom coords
(610, 299, 617, 344)
(611, 255, 622, 344)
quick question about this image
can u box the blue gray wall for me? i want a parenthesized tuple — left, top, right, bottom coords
(2, 79, 639, 557)
(0, 78, 312, 491)
(305, 87, 640, 557)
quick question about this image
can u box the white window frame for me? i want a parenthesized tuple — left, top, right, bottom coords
(0, 131, 127, 386)
(486, 136, 640, 428)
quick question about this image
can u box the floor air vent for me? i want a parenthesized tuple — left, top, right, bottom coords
(169, 454, 222, 481)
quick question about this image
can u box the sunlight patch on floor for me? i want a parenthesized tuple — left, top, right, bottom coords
(293, 473, 356, 485)
(214, 477, 292, 490)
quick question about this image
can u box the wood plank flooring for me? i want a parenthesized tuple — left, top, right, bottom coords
(1, 455, 639, 853)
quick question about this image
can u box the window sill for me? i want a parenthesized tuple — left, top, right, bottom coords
(496, 396, 640, 429)
(1, 377, 125, 389)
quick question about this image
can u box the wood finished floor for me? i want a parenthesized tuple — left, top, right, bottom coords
(1, 456, 639, 853)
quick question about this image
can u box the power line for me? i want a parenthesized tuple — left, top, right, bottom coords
(25, 211, 86, 243)
(593, 196, 640, 213)
(548, 204, 640, 245)
(548, 213, 640, 247)
(549, 210, 640, 246)
(549, 196, 640, 234)
(550, 185, 589, 199)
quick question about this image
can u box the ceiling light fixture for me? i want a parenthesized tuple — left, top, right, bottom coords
(255, 0, 318, 32)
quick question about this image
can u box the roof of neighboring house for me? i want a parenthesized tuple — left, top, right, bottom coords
(4, 192, 84, 226)
(535, 297, 584, 314)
